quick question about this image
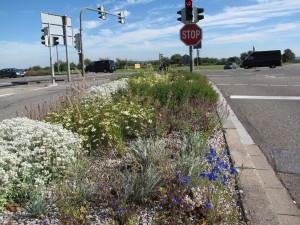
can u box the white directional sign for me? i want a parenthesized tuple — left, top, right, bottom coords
(41, 12, 73, 46)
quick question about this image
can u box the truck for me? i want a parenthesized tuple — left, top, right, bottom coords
(240, 50, 282, 69)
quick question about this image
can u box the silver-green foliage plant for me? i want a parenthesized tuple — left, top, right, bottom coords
(0, 117, 83, 208)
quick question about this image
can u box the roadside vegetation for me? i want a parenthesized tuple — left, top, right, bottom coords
(0, 71, 245, 224)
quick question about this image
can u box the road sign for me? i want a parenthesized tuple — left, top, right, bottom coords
(41, 12, 73, 46)
(180, 23, 202, 46)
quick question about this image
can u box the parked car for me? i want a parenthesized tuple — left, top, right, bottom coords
(85, 60, 116, 73)
(240, 50, 282, 69)
(0, 68, 26, 78)
(224, 62, 237, 69)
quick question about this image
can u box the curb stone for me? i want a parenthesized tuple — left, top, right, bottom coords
(211, 82, 300, 225)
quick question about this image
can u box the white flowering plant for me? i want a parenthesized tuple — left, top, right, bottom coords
(0, 117, 83, 208)
(46, 78, 154, 154)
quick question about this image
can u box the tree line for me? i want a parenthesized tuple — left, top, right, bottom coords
(26, 48, 296, 72)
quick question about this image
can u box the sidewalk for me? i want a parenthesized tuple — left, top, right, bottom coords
(214, 83, 300, 225)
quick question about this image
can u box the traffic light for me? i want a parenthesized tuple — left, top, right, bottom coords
(194, 7, 204, 23)
(118, 11, 125, 24)
(98, 5, 106, 20)
(74, 33, 81, 51)
(41, 28, 49, 46)
(185, 0, 193, 22)
(159, 53, 163, 61)
(53, 36, 59, 46)
(177, 8, 186, 23)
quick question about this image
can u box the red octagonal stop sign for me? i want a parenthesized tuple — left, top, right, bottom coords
(180, 24, 202, 46)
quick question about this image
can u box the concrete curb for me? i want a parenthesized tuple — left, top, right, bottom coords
(211, 82, 300, 225)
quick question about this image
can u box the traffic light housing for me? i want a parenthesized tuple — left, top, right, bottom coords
(177, 8, 186, 23)
(185, 0, 193, 22)
(98, 5, 106, 20)
(194, 7, 204, 23)
(53, 36, 59, 46)
(74, 33, 81, 51)
(41, 28, 49, 46)
(118, 11, 125, 24)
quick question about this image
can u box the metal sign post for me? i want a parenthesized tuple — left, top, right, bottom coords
(41, 12, 73, 82)
(47, 23, 55, 85)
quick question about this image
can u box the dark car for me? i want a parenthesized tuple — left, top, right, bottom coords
(0, 68, 26, 78)
(224, 62, 237, 69)
(85, 60, 116, 73)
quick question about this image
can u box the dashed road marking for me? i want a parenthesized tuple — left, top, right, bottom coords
(0, 93, 15, 98)
(230, 95, 300, 100)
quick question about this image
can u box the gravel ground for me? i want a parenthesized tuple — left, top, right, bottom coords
(0, 130, 245, 225)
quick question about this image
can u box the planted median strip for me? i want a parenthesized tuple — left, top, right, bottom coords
(0, 71, 245, 224)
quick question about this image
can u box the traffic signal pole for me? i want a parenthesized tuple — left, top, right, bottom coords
(189, 46, 194, 73)
(79, 7, 125, 79)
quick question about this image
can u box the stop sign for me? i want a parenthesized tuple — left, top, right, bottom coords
(180, 24, 202, 46)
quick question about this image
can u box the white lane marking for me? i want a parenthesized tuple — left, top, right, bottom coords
(270, 84, 288, 87)
(0, 93, 15, 98)
(292, 85, 300, 87)
(32, 86, 52, 91)
(230, 95, 300, 100)
(252, 84, 268, 86)
(206, 75, 231, 77)
(234, 84, 248, 86)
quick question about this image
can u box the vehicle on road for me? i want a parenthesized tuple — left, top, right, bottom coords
(224, 62, 238, 69)
(85, 60, 116, 73)
(0, 68, 26, 78)
(240, 50, 282, 69)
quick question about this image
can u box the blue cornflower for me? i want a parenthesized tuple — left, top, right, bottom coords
(219, 161, 229, 170)
(112, 199, 118, 206)
(208, 172, 218, 181)
(212, 165, 221, 174)
(175, 172, 180, 178)
(230, 167, 238, 175)
(200, 171, 208, 178)
(205, 202, 212, 210)
(180, 176, 190, 185)
(172, 198, 181, 205)
(222, 175, 228, 186)
(117, 208, 125, 214)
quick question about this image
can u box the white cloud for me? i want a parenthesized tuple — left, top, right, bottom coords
(83, 20, 101, 29)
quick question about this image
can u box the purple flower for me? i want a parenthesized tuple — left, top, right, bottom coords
(230, 167, 238, 175)
(222, 175, 228, 185)
(112, 200, 118, 206)
(117, 208, 125, 214)
(208, 172, 218, 181)
(200, 171, 208, 178)
(172, 198, 181, 205)
(180, 176, 190, 185)
(205, 202, 212, 209)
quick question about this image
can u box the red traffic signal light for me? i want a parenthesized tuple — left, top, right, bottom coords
(185, 0, 192, 7)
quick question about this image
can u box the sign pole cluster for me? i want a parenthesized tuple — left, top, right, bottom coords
(177, 0, 204, 72)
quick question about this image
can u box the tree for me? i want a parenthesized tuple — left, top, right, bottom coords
(282, 48, 295, 62)
(84, 58, 92, 67)
(240, 51, 253, 61)
(116, 58, 128, 69)
(170, 54, 182, 65)
(227, 56, 240, 64)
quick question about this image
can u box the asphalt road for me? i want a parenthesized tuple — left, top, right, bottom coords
(203, 64, 300, 208)
(0, 73, 127, 121)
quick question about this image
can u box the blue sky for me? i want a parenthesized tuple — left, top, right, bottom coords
(0, 0, 299, 69)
